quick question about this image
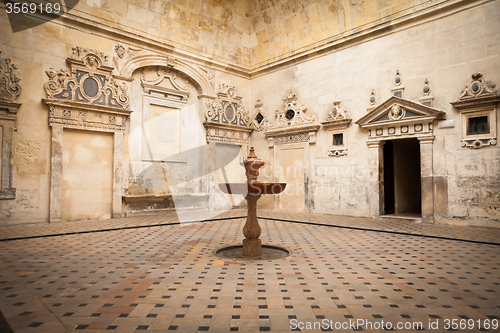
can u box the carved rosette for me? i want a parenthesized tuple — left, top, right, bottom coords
(0, 51, 22, 103)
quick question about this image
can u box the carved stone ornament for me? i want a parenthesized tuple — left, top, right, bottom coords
(140, 67, 189, 92)
(456, 73, 500, 101)
(0, 51, 21, 103)
(0, 51, 22, 200)
(451, 73, 499, 149)
(43, 46, 132, 132)
(265, 91, 320, 147)
(321, 101, 352, 129)
(356, 96, 445, 144)
(204, 83, 252, 144)
(252, 99, 268, 132)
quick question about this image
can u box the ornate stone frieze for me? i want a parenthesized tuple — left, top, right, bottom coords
(0, 51, 21, 103)
(451, 73, 499, 149)
(265, 91, 320, 146)
(47, 102, 126, 132)
(356, 96, 445, 144)
(43, 46, 131, 131)
(43, 47, 129, 109)
(204, 84, 252, 144)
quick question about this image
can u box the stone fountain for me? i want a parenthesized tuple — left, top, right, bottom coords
(217, 147, 287, 259)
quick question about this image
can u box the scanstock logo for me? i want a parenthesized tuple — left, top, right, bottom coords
(4, 0, 79, 33)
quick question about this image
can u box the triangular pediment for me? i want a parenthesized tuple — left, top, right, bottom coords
(356, 96, 445, 128)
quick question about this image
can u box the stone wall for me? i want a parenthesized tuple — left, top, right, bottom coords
(250, 0, 500, 224)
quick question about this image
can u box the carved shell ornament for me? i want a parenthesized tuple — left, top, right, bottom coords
(389, 104, 405, 120)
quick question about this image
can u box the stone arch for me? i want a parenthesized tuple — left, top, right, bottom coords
(120, 54, 215, 97)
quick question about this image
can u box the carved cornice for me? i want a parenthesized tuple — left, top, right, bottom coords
(0, 51, 21, 103)
(43, 46, 130, 110)
(43, 99, 130, 132)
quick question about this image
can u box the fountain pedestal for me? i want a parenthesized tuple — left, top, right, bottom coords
(218, 147, 286, 258)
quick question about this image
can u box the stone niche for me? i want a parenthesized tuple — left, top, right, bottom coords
(451, 73, 499, 149)
(0, 51, 22, 200)
(42, 46, 131, 222)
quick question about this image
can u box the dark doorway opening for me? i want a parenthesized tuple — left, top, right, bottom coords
(383, 138, 421, 216)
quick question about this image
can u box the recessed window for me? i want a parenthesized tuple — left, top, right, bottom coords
(255, 112, 264, 124)
(467, 116, 489, 135)
(333, 133, 343, 146)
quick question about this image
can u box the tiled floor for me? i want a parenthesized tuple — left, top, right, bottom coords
(0, 211, 499, 332)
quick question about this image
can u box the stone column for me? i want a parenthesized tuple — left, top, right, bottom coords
(419, 137, 434, 223)
(1, 126, 13, 191)
(367, 141, 383, 216)
(112, 131, 124, 218)
(49, 125, 63, 223)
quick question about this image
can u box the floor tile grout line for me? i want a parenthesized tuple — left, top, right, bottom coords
(0, 216, 246, 242)
(258, 217, 500, 246)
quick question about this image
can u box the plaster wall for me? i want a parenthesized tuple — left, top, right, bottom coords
(61, 129, 113, 221)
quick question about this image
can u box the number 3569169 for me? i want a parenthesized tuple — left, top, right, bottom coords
(5, 2, 62, 14)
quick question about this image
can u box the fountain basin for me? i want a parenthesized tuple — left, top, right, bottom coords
(218, 182, 286, 196)
(213, 244, 291, 261)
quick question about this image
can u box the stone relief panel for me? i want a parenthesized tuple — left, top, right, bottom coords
(0, 51, 21, 103)
(265, 90, 320, 147)
(451, 73, 500, 149)
(0, 50, 22, 200)
(204, 83, 252, 145)
(43, 46, 131, 132)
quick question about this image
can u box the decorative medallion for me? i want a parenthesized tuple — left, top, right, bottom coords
(388, 104, 405, 120)
(394, 70, 402, 86)
(369, 89, 376, 105)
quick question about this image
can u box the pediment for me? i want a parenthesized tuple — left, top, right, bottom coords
(356, 96, 445, 128)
